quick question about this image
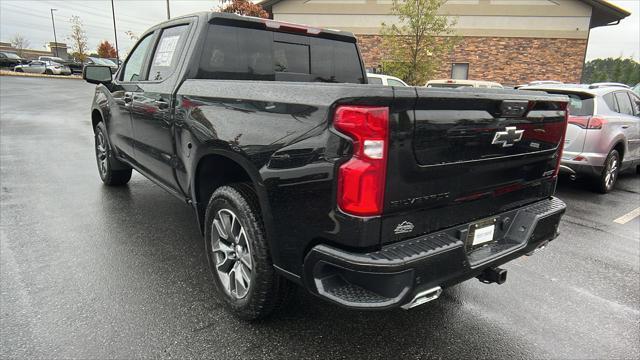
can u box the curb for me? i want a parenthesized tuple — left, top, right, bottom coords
(0, 70, 82, 80)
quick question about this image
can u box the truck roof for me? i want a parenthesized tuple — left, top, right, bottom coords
(143, 12, 356, 43)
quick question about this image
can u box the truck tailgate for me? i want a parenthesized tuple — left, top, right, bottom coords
(382, 88, 568, 244)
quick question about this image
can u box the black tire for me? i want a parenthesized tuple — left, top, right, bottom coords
(204, 183, 293, 321)
(94, 122, 132, 186)
(594, 149, 620, 194)
(45, 69, 53, 75)
(14, 68, 22, 72)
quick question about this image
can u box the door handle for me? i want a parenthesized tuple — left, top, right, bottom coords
(622, 125, 629, 129)
(156, 99, 169, 109)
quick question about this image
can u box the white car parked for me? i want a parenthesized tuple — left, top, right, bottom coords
(14, 60, 72, 75)
(367, 73, 409, 87)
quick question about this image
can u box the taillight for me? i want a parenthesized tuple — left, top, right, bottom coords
(334, 106, 389, 216)
(587, 116, 605, 129)
(552, 106, 569, 177)
(568, 115, 605, 129)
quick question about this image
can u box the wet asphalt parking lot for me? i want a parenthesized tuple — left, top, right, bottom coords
(1, 76, 639, 359)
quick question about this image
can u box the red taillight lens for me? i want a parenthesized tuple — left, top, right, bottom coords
(568, 115, 589, 128)
(568, 115, 605, 129)
(587, 116, 605, 129)
(334, 106, 389, 216)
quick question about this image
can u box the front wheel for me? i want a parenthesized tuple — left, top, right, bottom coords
(94, 122, 132, 186)
(45, 69, 53, 75)
(595, 149, 620, 193)
(204, 183, 292, 320)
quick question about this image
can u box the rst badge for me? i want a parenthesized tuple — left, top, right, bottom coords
(492, 126, 524, 148)
(394, 221, 415, 234)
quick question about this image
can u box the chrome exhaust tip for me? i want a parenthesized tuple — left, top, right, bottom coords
(401, 286, 442, 310)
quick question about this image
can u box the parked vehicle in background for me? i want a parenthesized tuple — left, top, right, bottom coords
(86, 57, 118, 72)
(14, 60, 72, 75)
(38, 55, 66, 63)
(633, 83, 640, 96)
(425, 79, 503, 89)
(0, 52, 25, 68)
(107, 57, 123, 66)
(84, 12, 568, 320)
(367, 73, 408, 86)
(521, 83, 640, 193)
(38, 56, 83, 74)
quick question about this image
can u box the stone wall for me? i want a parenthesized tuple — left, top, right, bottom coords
(357, 35, 587, 85)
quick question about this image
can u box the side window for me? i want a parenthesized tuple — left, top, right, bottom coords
(367, 77, 383, 85)
(122, 34, 153, 82)
(603, 92, 619, 113)
(387, 79, 405, 87)
(614, 91, 634, 116)
(629, 93, 640, 116)
(148, 25, 189, 81)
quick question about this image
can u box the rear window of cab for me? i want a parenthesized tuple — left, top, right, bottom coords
(196, 24, 364, 84)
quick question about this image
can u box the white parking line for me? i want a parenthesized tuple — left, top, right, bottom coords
(613, 207, 640, 225)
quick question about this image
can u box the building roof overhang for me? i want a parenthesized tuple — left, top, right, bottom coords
(259, 0, 630, 29)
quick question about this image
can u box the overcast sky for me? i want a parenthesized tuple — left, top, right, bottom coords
(0, 0, 638, 61)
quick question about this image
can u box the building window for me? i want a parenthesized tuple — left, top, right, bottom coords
(451, 63, 469, 80)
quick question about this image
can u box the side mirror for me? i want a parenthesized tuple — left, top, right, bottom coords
(83, 65, 112, 85)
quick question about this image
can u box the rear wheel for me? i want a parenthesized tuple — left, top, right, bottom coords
(595, 149, 620, 193)
(204, 183, 292, 320)
(94, 122, 132, 186)
(14, 68, 22, 72)
(45, 69, 53, 75)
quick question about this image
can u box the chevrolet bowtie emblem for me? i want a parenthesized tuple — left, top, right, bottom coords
(492, 126, 524, 148)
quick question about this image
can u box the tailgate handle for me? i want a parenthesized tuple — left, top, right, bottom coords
(500, 100, 529, 118)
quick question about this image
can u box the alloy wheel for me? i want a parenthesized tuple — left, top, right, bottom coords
(604, 155, 618, 190)
(211, 209, 253, 299)
(95, 131, 108, 177)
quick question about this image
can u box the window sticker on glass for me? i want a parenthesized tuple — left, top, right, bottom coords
(154, 35, 180, 67)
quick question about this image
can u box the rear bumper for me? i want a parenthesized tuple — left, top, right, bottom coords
(561, 151, 607, 176)
(303, 197, 566, 310)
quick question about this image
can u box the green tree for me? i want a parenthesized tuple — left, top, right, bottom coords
(380, 0, 458, 85)
(582, 57, 640, 85)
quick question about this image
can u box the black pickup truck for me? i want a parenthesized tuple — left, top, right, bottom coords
(84, 12, 568, 320)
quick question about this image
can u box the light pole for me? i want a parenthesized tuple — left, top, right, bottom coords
(166, 0, 170, 20)
(111, 0, 119, 64)
(50, 8, 58, 57)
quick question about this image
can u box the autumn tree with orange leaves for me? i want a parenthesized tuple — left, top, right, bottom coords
(97, 40, 117, 58)
(219, 0, 268, 18)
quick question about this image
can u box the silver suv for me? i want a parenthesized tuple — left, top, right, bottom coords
(522, 83, 640, 193)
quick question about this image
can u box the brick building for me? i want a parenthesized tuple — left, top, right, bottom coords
(259, 0, 630, 85)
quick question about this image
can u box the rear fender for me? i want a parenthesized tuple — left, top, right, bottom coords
(189, 147, 276, 253)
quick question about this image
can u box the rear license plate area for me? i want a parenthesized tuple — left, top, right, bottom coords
(466, 217, 498, 252)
